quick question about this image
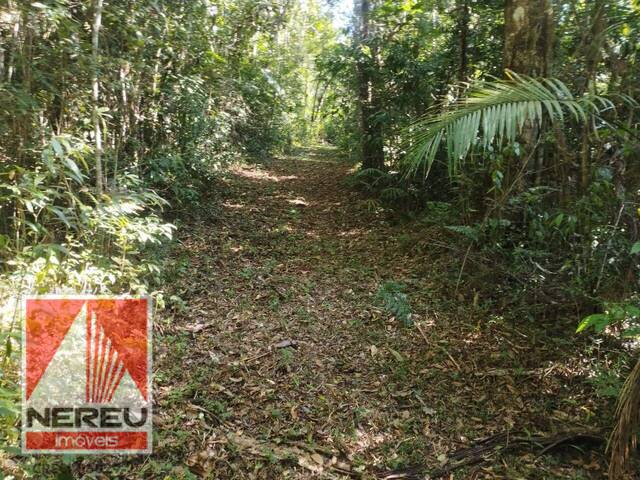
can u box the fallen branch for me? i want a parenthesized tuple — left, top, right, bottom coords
(378, 428, 606, 479)
(435, 430, 604, 477)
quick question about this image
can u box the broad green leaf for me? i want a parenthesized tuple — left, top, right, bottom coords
(51, 138, 64, 158)
(63, 158, 85, 183)
(48, 206, 72, 228)
(577, 313, 610, 333)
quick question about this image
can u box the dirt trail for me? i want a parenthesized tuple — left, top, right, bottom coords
(144, 147, 602, 479)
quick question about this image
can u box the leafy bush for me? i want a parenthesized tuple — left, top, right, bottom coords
(0, 136, 175, 451)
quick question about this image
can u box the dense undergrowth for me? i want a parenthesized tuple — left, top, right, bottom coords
(0, 0, 334, 461)
(318, 1, 640, 475)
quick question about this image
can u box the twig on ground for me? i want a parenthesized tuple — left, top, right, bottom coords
(416, 322, 461, 371)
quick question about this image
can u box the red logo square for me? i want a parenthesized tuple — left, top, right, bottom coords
(22, 296, 152, 454)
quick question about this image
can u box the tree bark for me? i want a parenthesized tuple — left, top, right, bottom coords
(92, 0, 104, 194)
(457, 0, 470, 83)
(503, 0, 554, 189)
(579, 0, 606, 192)
(503, 0, 553, 77)
(355, 0, 384, 170)
(6, 2, 19, 85)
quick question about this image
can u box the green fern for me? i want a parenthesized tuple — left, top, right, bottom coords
(380, 187, 408, 202)
(377, 281, 413, 327)
(351, 168, 388, 189)
(402, 71, 615, 177)
(445, 225, 479, 242)
(355, 168, 387, 179)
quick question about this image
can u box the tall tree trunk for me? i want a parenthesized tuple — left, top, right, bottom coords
(355, 0, 384, 170)
(0, 38, 5, 81)
(310, 79, 329, 126)
(503, 0, 554, 189)
(503, 0, 553, 77)
(457, 0, 470, 83)
(92, 0, 104, 194)
(6, 2, 19, 84)
(579, 0, 606, 192)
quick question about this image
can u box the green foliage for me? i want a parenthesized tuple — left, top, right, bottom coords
(402, 72, 615, 177)
(0, 137, 174, 293)
(348, 168, 418, 209)
(0, 0, 334, 456)
(0, 0, 637, 475)
(376, 280, 413, 327)
(445, 225, 479, 242)
(316, 0, 505, 162)
(578, 299, 640, 337)
(0, 135, 175, 450)
(588, 361, 626, 399)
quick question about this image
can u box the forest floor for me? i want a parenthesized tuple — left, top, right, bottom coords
(83, 147, 613, 479)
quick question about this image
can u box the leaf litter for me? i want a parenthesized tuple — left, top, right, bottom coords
(79, 147, 616, 479)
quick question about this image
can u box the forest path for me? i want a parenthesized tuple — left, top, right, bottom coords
(148, 147, 594, 479)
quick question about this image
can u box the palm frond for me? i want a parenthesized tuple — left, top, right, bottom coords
(607, 355, 640, 479)
(401, 71, 614, 178)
